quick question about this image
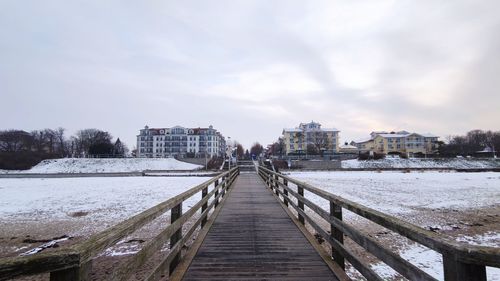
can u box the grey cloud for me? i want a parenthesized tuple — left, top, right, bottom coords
(1, 0, 499, 149)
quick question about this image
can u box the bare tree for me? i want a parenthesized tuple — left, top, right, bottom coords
(312, 131, 330, 156)
(73, 129, 113, 157)
(250, 142, 264, 158)
(0, 130, 32, 153)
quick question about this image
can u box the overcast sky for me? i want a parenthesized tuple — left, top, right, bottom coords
(1, 1, 499, 149)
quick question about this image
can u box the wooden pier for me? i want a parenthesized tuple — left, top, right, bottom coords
(180, 172, 339, 281)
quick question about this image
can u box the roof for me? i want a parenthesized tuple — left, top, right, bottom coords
(377, 133, 409, 138)
(283, 128, 303, 132)
(421, 133, 438, 138)
(340, 144, 358, 149)
(352, 137, 374, 144)
(282, 128, 339, 132)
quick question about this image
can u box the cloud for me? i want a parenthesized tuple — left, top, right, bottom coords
(1, 0, 499, 149)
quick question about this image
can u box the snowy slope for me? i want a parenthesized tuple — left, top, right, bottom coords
(342, 157, 500, 169)
(1, 158, 202, 173)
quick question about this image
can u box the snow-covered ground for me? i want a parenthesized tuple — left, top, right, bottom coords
(0, 176, 211, 237)
(289, 171, 500, 218)
(0, 158, 202, 173)
(341, 157, 500, 169)
(288, 171, 500, 280)
(372, 238, 500, 280)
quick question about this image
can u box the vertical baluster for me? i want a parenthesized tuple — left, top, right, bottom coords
(50, 260, 92, 281)
(283, 178, 289, 207)
(297, 185, 305, 225)
(330, 201, 344, 269)
(201, 184, 208, 228)
(214, 179, 219, 208)
(169, 202, 182, 274)
(274, 174, 279, 196)
(443, 254, 486, 281)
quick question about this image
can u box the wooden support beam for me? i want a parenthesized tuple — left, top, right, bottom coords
(214, 179, 219, 208)
(297, 185, 305, 225)
(169, 203, 182, 275)
(330, 202, 345, 270)
(283, 178, 289, 207)
(443, 254, 486, 281)
(201, 186, 208, 228)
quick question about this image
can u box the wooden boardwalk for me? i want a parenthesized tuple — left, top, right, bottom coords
(182, 172, 338, 281)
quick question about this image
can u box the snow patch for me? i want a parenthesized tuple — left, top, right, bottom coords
(289, 171, 500, 219)
(372, 243, 500, 280)
(342, 158, 500, 169)
(0, 176, 211, 236)
(0, 158, 202, 173)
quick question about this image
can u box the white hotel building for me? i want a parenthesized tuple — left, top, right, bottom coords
(137, 125, 226, 158)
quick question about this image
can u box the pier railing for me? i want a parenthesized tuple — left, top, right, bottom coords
(0, 167, 239, 281)
(258, 166, 499, 281)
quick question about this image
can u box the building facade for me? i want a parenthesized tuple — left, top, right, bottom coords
(351, 131, 439, 156)
(137, 125, 226, 158)
(282, 121, 340, 155)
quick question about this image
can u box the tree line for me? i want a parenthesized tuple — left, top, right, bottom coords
(438, 129, 499, 157)
(229, 141, 264, 160)
(0, 128, 128, 170)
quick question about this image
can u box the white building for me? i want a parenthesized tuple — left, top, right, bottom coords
(137, 125, 226, 158)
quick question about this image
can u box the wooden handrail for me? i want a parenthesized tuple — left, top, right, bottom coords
(258, 166, 499, 281)
(0, 167, 239, 281)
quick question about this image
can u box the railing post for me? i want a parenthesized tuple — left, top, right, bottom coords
(443, 254, 486, 281)
(201, 184, 208, 228)
(297, 185, 305, 225)
(330, 201, 345, 270)
(50, 261, 92, 281)
(274, 174, 279, 196)
(214, 179, 220, 208)
(169, 202, 182, 275)
(221, 177, 226, 197)
(283, 178, 289, 207)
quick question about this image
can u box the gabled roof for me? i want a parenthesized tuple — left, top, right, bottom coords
(352, 137, 374, 144)
(340, 144, 358, 149)
(377, 133, 410, 138)
(421, 133, 438, 138)
(283, 128, 303, 132)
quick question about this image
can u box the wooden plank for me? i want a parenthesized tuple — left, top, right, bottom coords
(75, 171, 230, 263)
(110, 179, 227, 280)
(275, 187, 383, 281)
(201, 186, 208, 228)
(297, 185, 305, 225)
(182, 173, 339, 281)
(0, 249, 79, 281)
(50, 261, 91, 281)
(443, 254, 486, 281)
(280, 182, 437, 281)
(330, 201, 345, 270)
(146, 177, 232, 281)
(169, 203, 183, 274)
(259, 166, 500, 268)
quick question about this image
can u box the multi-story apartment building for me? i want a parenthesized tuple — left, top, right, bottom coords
(351, 131, 439, 156)
(282, 121, 340, 155)
(137, 125, 226, 158)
